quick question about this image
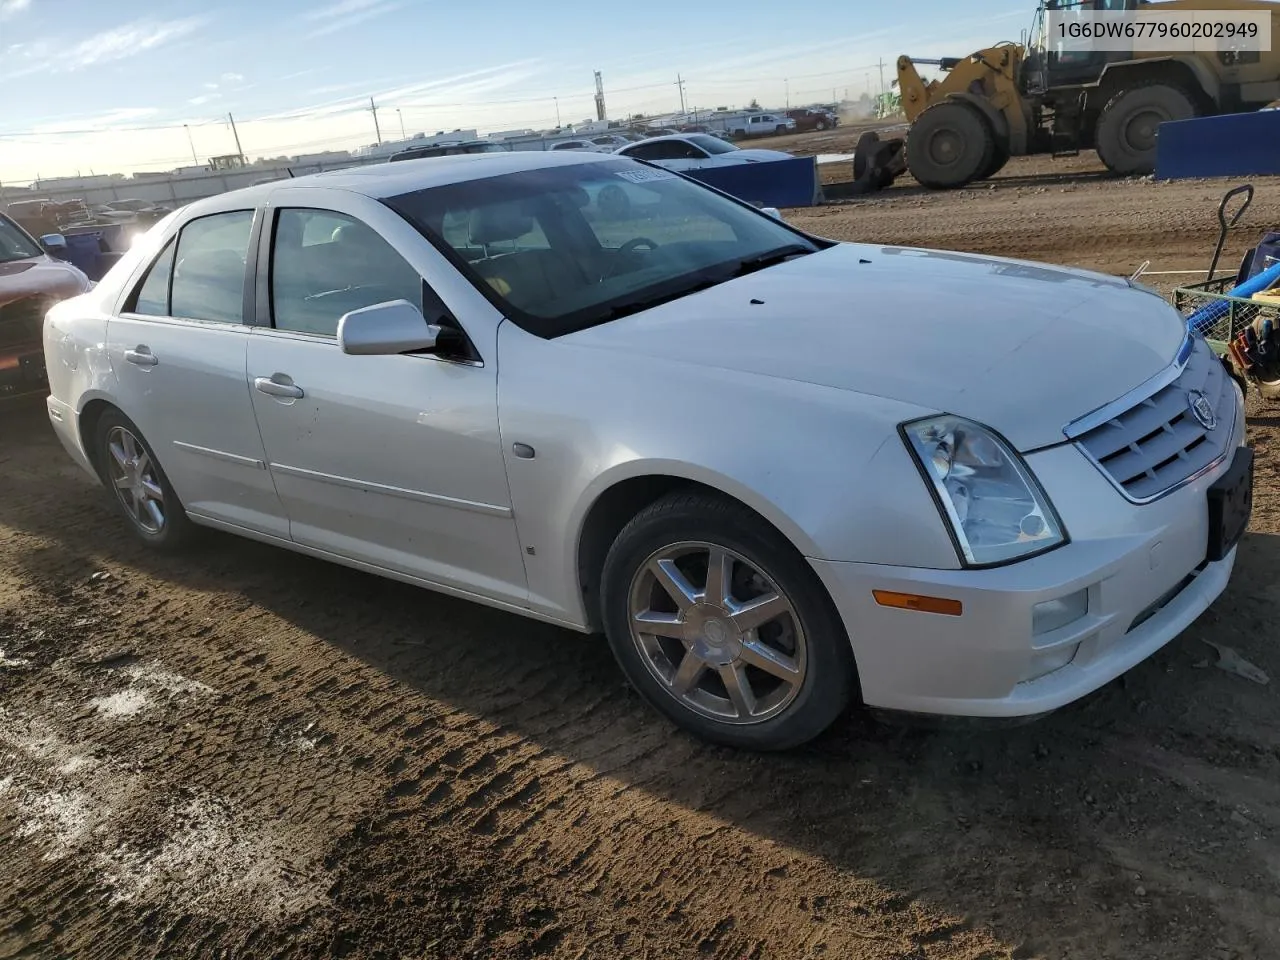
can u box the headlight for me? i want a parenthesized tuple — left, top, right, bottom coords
(902, 415, 1066, 566)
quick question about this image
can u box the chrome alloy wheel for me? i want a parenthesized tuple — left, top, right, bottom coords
(627, 541, 807, 724)
(105, 426, 166, 534)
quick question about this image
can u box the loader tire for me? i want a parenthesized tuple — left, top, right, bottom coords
(1095, 82, 1197, 176)
(905, 101, 995, 189)
(976, 137, 1011, 182)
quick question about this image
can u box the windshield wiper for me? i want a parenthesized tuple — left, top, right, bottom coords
(590, 275, 728, 324)
(726, 244, 815, 279)
(580, 246, 816, 327)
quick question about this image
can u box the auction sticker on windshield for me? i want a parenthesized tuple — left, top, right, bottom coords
(616, 169, 677, 183)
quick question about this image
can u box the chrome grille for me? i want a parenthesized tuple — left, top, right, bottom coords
(1071, 338, 1235, 502)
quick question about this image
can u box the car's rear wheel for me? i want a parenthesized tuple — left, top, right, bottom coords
(94, 408, 196, 550)
(600, 492, 856, 750)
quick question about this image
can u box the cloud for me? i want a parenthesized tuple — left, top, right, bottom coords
(0, 0, 31, 20)
(304, 0, 385, 20)
(2, 17, 206, 78)
(221, 72, 244, 83)
(303, 0, 403, 39)
(189, 93, 221, 106)
(31, 107, 160, 135)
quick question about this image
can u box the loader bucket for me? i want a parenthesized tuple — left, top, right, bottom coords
(850, 131, 907, 195)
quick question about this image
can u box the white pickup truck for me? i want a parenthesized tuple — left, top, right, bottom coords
(726, 114, 797, 138)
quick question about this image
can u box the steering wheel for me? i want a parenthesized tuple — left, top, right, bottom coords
(618, 237, 660, 256)
(603, 237, 661, 280)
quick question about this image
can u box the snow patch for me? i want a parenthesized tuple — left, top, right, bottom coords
(122, 663, 214, 696)
(91, 689, 151, 718)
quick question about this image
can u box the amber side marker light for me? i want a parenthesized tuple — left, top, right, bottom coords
(873, 590, 963, 617)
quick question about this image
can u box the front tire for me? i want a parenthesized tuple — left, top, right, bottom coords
(600, 492, 856, 750)
(906, 101, 995, 189)
(94, 408, 196, 550)
(1095, 82, 1197, 176)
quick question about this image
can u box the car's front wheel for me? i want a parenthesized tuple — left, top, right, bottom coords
(600, 492, 856, 750)
(94, 408, 196, 550)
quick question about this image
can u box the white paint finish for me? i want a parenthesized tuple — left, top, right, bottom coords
(104, 314, 289, 538)
(247, 331, 528, 604)
(564, 242, 1186, 452)
(41, 153, 1248, 723)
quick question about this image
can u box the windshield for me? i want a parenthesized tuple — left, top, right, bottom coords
(0, 214, 43, 264)
(386, 158, 822, 338)
(688, 134, 737, 155)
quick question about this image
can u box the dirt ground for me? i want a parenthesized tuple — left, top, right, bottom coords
(4, 141, 1280, 960)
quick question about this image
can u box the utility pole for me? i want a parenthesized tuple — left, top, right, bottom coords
(878, 58, 886, 97)
(554, 96, 561, 128)
(396, 108, 406, 139)
(227, 113, 244, 164)
(184, 124, 198, 164)
(676, 73, 687, 114)
(785, 78, 790, 109)
(370, 97, 382, 144)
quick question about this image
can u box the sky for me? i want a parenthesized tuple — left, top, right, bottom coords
(0, 0, 1029, 185)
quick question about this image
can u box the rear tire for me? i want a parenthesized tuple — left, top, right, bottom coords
(1095, 82, 1197, 176)
(815, 120, 827, 131)
(975, 137, 1011, 181)
(93, 408, 197, 551)
(906, 101, 995, 189)
(599, 491, 856, 751)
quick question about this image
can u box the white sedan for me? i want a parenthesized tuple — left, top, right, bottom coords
(43, 151, 1251, 750)
(615, 134, 792, 172)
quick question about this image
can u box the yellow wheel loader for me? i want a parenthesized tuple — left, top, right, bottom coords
(888, 0, 1280, 189)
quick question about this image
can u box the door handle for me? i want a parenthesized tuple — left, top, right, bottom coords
(254, 375, 304, 399)
(124, 346, 158, 366)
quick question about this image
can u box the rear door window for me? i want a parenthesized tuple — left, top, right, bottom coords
(169, 210, 255, 324)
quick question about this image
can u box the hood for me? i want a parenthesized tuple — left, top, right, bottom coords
(565, 243, 1185, 451)
(734, 149, 793, 162)
(0, 255, 91, 308)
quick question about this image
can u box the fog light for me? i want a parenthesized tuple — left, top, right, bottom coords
(1021, 642, 1080, 683)
(1032, 589, 1088, 636)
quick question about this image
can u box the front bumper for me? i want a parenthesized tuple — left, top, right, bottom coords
(810, 402, 1247, 719)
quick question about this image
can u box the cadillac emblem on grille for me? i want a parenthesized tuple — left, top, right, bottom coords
(1188, 390, 1217, 431)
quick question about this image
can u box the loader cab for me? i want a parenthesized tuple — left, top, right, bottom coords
(1029, 0, 1140, 90)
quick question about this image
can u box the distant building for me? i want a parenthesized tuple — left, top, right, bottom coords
(29, 173, 121, 191)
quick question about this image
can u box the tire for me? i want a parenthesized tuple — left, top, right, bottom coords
(775, 125, 788, 134)
(815, 120, 827, 131)
(1095, 82, 1197, 176)
(599, 491, 856, 751)
(852, 131, 881, 180)
(93, 408, 197, 550)
(905, 101, 995, 189)
(975, 137, 1011, 182)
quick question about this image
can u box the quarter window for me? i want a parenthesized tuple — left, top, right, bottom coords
(270, 208, 423, 337)
(128, 238, 176, 316)
(169, 210, 255, 324)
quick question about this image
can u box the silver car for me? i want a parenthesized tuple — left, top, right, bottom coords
(43, 152, 1249, 750)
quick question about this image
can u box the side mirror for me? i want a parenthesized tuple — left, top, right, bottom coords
(760, 207, 784, 221)
(337, 300, 440, 356)
(40, 233, 68, 257)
